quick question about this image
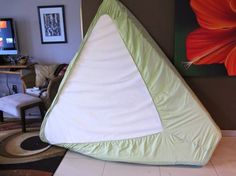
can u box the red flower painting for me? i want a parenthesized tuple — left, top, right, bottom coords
(186, 0, 236, 76)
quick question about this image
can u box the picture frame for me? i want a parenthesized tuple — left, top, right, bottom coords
(38, 5, 67, 44)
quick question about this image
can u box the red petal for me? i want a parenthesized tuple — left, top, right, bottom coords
(225, 46, 236, 76)
(190, 0, 236, 29)
(186, 28, 236, 64)
(229, 0, 236, 12)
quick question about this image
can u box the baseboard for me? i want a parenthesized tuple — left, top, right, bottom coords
(221, 130, 236, 137)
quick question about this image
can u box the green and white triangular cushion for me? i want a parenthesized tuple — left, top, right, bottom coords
(40, 0, 221, 165)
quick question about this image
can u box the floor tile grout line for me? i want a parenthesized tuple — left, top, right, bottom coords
(101, 161, 106, 176)
(210, 160, 220, 176)
(158, 167, 161, 176)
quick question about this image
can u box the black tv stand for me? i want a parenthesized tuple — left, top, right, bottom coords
(0, 55, 18, 65)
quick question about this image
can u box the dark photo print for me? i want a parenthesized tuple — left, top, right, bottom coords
(43, 13, 61, 37)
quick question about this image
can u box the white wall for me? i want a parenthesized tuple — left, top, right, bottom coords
(0, 0, 82, 64)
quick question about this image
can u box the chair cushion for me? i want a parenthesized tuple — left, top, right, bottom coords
(35, 64, 58, 87)
(0, 93, 41, 117)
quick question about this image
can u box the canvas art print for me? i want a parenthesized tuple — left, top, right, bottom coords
(175, 0, 236, 76)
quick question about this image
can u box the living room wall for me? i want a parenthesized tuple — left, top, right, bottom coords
(0, 0, 82, 96)
(0, 0, 82, 64)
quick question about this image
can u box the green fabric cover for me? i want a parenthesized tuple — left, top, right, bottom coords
(40, 0, 221, 165)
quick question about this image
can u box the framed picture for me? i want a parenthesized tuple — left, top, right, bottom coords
(38, 5, 67, 44)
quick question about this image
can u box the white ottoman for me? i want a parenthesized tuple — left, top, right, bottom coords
(0, 93, 45, 132)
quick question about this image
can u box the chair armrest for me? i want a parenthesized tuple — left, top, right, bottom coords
(47, 76, 63, 101)
(21, 72, 36, 89)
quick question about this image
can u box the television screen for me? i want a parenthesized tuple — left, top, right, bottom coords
(0, 18, 18, 55)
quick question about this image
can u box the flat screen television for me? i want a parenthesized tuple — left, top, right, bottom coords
(0, 18, 19, 56)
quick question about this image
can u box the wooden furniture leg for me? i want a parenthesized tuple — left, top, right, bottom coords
(20, 108, 26, 132)
(39, 102, 45, 120)
(0, 110, 3, 122)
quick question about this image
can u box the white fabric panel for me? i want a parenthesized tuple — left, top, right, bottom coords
(45, 15, 163, 143)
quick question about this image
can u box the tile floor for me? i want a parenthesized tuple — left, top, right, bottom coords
(54, 137, 236, 176)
